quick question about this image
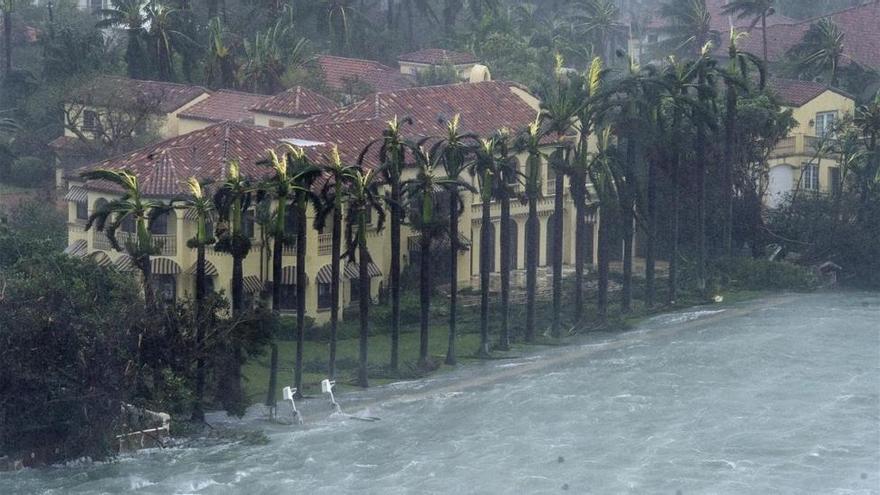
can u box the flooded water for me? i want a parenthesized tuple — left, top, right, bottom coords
(3, 292, 878, 494)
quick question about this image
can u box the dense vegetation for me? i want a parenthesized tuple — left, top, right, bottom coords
(0, 0, 878, 465)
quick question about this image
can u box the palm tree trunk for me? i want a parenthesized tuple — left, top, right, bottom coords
(572, 173, 586, 322)
(645, 155, 657, 309)
(525, 197, 538, 342)
(695, 110, 708, 294)
(597, 209, 610, 320)
(232, 253, 244, 315)
(328, 208, 342, 380)
(357, 220, 370, 388)
(419, 236, 431, 365)
(390, 181, 401, 372)
(621, 136, 636, 313)
(669, 107, 682, 304)
(723, 82, 737, 257)
(498, 187, 511, 350)
(193, 244, 207, 421)
(3, 10, 11, 73)
(267, 226, 283, 409)
(445, 193, 459, 365)
(761, 14, 768, 65)
(478, 200, 491, 356)
(294, 202, 307, 398)
(551, 168, 564, 337)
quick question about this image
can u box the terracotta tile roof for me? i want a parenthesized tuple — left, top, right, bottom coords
(178, 90, 269, 123)
(766, 78, 850, 106)
(397, 48, 479, 65)
(70, 76, 209, 114)
(250, 86, 338, 118)
(316, 55, 413, 93)
(718, 2, 880, 68)
(284, 81, 539, 167)
(71, 82, 540, 198)
(74, 121, 290, 197)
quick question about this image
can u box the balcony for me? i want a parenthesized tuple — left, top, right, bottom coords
(770, 134, 827, 159)
(318, 233, 332, 256)
(92, 231, 177, 256)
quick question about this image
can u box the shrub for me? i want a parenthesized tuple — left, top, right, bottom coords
(4, 156, 52, 187)
(709, 257, 818, 291)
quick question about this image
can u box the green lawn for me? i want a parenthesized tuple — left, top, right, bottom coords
(243, 325, 482, 403)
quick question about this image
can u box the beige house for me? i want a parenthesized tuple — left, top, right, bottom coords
(249, 86, 338, 128)
(765, 79, 856, 207)
(397, 49, 491, 83)
(64, 81, 598, 322)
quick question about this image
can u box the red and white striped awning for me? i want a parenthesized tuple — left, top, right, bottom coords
(64, 186, 88, 203)
(186, 259, 219, 276)
(63, 239, 88, 257)
(87, 250, 113, 268)
(151, 257, 181, 275)
(243, 275, 264, 294)
(343, 261, 382, 279)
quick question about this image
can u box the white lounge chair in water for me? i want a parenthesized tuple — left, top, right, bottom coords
(282, 386, 303, 425)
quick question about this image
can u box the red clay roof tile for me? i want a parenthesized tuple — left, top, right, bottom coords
(178, 90, 269, 123)
(250, 86, 338, 117)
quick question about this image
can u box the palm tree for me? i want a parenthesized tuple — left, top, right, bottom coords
(573, 0, 620, 64)
(691, 45, 719, 295)
(402, 148, 471, 366)
(586, 128, 620, 320)
(315, 146, 358, 380)
(205, 17, 237, 89)
(540, 54, 581, 336)
(428, 114, 477, 364)
(98, 0, 150, 79)
(472, 138, 498, 356)
(658, 0, 713, 58)
(788, 18, 845, 86)
(81, 169, 171, 308)
(360, 117, 411, 373)
(261, 146, 317, 401)
(143, 2, 191, 81)
(493, 131, 518, 349)
(722, 0, 776, 63)
(174, 177, 215, 422)
(571, 57, 604, 321)
(343, 167, 385, 388)
(518, 117, 546, 343)
(240, 22, 309, 94)
(721, 28, 766, 256)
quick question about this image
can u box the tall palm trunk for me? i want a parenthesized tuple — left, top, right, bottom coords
(551, 157, 564, 338)
(389, 181, 401, 372)
(723, 81, 737, 257)
(192, 243, 207, 421)
(645, 114, 660, 308)
(418, 236, 431, 365)
(695, 102, 708, 294)
(525, 197, 538, 342)
(3, 10, 11, 73)
(498, 184, 511, 349)
(267, 210, 284, 410)
(328, 208, 342, 379)
(445, 193, 460, 364)
(478, 195, 491, 356)
(668, 107, 682, 304)
(294, 198, 307, 398)
(621, 136, 636, 313)
(597, 210, 610, 320)
(761, 14, 768, 65)
(572, 171, 587, 322)
(357, 215, 370, 388)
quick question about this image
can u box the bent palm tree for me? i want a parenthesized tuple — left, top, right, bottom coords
(722, 0, 776, 63)
(82, 169, 171, 308)
(788, 18, 845, 86)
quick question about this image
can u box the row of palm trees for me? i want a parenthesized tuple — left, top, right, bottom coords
(85, 42, 784, 417)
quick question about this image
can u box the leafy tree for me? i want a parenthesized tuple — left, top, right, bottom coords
(240, 22, 309, 94)
(98, 0, 150, 79)
(205, 17, 238, 89)
(143, 1, 193, 81)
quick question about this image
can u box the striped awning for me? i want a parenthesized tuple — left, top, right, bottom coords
(151, 257, 181, 275)
(87, 250, 113, 268)
(243, 275, 264, 294)
(344, 261, 382, 279)
(63, 239, 88, 257)
(315, 264, 338, 284)
(64, 186, 88, 203)
(281, 266, 296, 285)
(115, 254, 136, 272)
(186, 259, 219, 276)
